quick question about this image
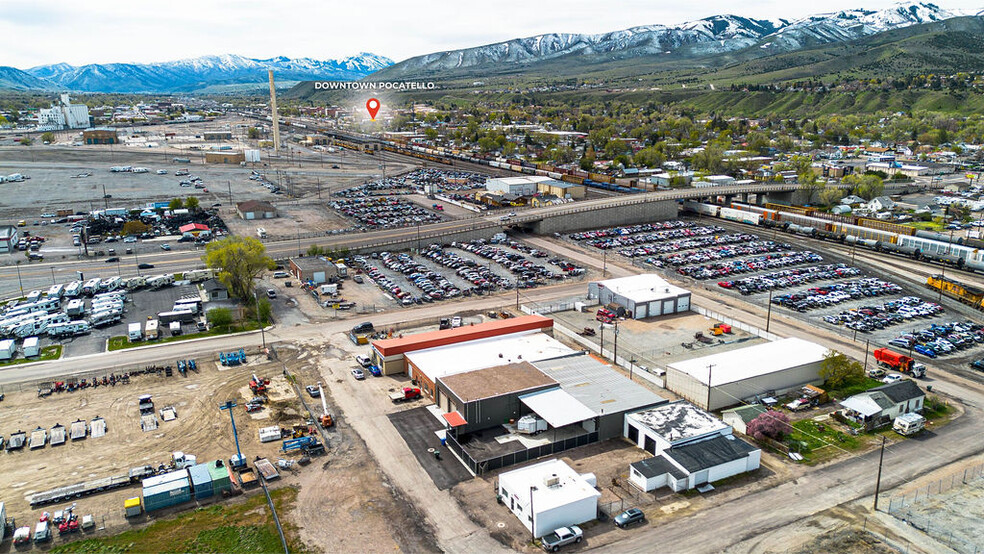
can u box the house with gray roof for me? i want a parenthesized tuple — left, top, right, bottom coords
(839, 380, 924, 430)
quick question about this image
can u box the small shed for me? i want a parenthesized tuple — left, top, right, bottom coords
(237, 200, 277, 220)
(22, 336, 40, 357)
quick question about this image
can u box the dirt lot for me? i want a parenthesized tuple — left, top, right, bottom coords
(0, 344, 439, 553)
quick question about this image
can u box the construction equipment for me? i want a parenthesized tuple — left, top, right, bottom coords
(709, 323, 733, 336)
(220, 400, 247, 469)
(317, 382, 334, 428)
(389, 387, 423, 403)
(249, 373, 268, 395)
(170, 451, 197, 469)
(281, 436, 321, 453)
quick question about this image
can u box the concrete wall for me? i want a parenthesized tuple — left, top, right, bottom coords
(531, 200, 677, 235)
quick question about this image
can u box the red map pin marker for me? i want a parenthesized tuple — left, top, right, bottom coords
(366, 98, 380, 120)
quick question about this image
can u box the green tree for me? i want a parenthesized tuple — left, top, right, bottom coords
(247, 127, 260, 139)
(19, 137, 32, 146)
(202, 236, 274, 300)
(798, 170, 823, 204)
(206, 307, 233, 328)
(40, 131, 55, 143)
(843, 173, 884, 200)
(691, 143, 725, 173)
(122, 220, 149, 236)
(168, 198, 184, 210)
(185, 196, 200, 211)
(250, 296, 273, 325)
(818, 186, 845, 208)
(819, 351, 865, 390)
(423, 128, 439, 141)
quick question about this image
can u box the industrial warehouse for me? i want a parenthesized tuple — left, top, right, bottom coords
(587, 274, 692, 319)
(664, 338, 830, 410)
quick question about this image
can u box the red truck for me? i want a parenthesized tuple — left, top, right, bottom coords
(873, 348, 926, 378)
(389, 387, 422, 403)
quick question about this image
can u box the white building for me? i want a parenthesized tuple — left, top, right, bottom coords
(38, 94, 91, 130)
(665, 338, 829, 411)
(694, 175, 735, 187)
(625, 401, 761, 493)
(839, 380, 925, 430)
(485, 176, 553, 196)
(587, 274, 691, 319)
(497, 459, 600, 538)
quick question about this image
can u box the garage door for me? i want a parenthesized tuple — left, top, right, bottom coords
(662, 300, 675, 315)
(635, 303, 647, 318)
(677, 295, 690, 311)
(627, 424, 639, 444)
(644, 435, 657, 455)
(694, 469, 709, 486)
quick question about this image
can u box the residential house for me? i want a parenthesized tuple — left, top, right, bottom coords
(867, 196, 897, 213)
(839, 380, 925, 430)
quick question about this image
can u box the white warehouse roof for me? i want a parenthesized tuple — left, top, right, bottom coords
(667, 338, 829, 387)
(498, 459, 600, 513)
(406, 331, 574, 382)
(489, 176, 554, 186)
(592, 274, 690, 303)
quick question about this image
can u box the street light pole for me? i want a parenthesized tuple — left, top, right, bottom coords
(254, 291, 267, 349)
(613, 321, 619, 365)
(14, 262, 24, 297)
(766, 288, 774, 333)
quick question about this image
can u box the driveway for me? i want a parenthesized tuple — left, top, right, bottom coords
(388, 406, 473, 491)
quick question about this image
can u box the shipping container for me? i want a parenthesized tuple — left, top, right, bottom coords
(142, 469, 190, 489)
(207, 460, 233, 496)
(143, 476, 192, 512)
(124, 497, 142, 518)
(188, 464, 213, 499)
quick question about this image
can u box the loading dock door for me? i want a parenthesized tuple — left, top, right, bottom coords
(678, 295, 690, 311)
(644, 436, 657, 455)
(627, 424, 639, 444)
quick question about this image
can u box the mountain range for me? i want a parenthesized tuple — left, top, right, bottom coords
(371, 2, 961, 80)
(0, 53, 393, 93)
(1, 2, 980, 94)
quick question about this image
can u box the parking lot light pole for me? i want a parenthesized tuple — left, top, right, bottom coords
(766, 288, 774, 333)
(14, 261, 23, 297)
(864, 339, 870, 372)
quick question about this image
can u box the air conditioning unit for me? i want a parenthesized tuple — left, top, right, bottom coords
(544, 474, 560, 488)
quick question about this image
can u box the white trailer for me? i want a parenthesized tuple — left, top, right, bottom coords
(0, 339, 15, 360)
(82, 278, 102, 296)
(47, 284, 65, 299)
(47, 321, 90, 338)
(169, 321, 182, 335)
(64, 280, 83, 297)
(22, 336, 40, 357)
(183, 269, 213, 282)
(89, 310, 121, 327)
(128, 322, 143, 341)
(124, 276, 146, 290)
(25, 290, 43, 303)
(65, 299, 85, 316)
(144, 319, 159, 340)
(173, 301, 199, 314)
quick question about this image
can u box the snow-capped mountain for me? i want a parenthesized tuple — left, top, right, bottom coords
(761, 2, 958, 51)
(22, 53, 393, 93)
(0, 66, 58, 91)
(375, 1, 960, 78)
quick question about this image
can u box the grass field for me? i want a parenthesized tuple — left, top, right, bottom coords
(107, 322, 261, 351)
(787, 418, 863, 463)
(0, 344, 62, 366)
(51, 487, 305, 554)
(825, 377, 885, 400)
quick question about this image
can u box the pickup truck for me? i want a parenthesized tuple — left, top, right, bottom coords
(541, 526, 582, 552)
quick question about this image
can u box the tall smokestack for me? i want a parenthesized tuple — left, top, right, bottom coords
(268, 70, 281, 155)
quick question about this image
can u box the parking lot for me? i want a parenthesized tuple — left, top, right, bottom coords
(0, 279, 217, 359)
(350, 238, 585, 308)
(564, 218, 984, 368)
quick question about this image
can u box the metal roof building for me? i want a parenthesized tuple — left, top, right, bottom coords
(587, 274, 691, 319)
(665, 338, 829, 411)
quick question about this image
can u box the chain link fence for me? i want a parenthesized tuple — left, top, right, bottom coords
(886, 461, 984, 554)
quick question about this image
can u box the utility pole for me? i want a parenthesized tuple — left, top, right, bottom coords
(766, 288, 774, 333)
(864, 339, 870, 372)
(253, 291, 267, 349)
(613, 320, 620, 365)
(515, 281, 520, 309)
(706, 364, 715, 411)
(102, 184, 109, 209)
(873, 435, 887, 511)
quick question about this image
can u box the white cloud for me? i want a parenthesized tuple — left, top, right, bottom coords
(1, 0, 980, 67)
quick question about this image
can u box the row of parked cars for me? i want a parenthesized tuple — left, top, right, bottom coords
(573, 223, 726, 251)
(823, 297, 944, 332)
(330, 197, 443, 230)
(718, 264, 864, 295)
(671, 250, 824, 280)
(569, 219, 699, 243)
(421, 246, 516, 292)
(887, 320, 984, 358)
(376, 252, 462, 301)
(454, 240, 562, 287)
(618, 233, 755, 259)
(771, 279, 903, 312)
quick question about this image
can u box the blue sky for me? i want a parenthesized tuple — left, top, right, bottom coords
(1, 0, 981, 67)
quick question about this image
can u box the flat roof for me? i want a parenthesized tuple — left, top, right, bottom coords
(289, 257, 335, 271)
(498, 459, 600, 513)
(627, 401, 728, 444)
(667, 338, 829, 387)
(438, 361, 557, 403)
(487, 176, 555, 186)
(533, 354, 667, 416)
(592, 274, 690, 303)
(520, 388, 595, 428)
(407, 331, 574, 382)
(373, 315, 554, 358)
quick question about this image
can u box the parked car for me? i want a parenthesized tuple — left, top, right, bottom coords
(882, 374, 903, 384)
(351, 368, 365, 380)
(971, 359, 984, 371)
(160, 244, 171, 251)
(356, 355, 372, 368)
(266, 289, 277, 299)
(540, 526, 582, 552)
(305, 385, 320, 398)
(614, 508, 646, 528)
